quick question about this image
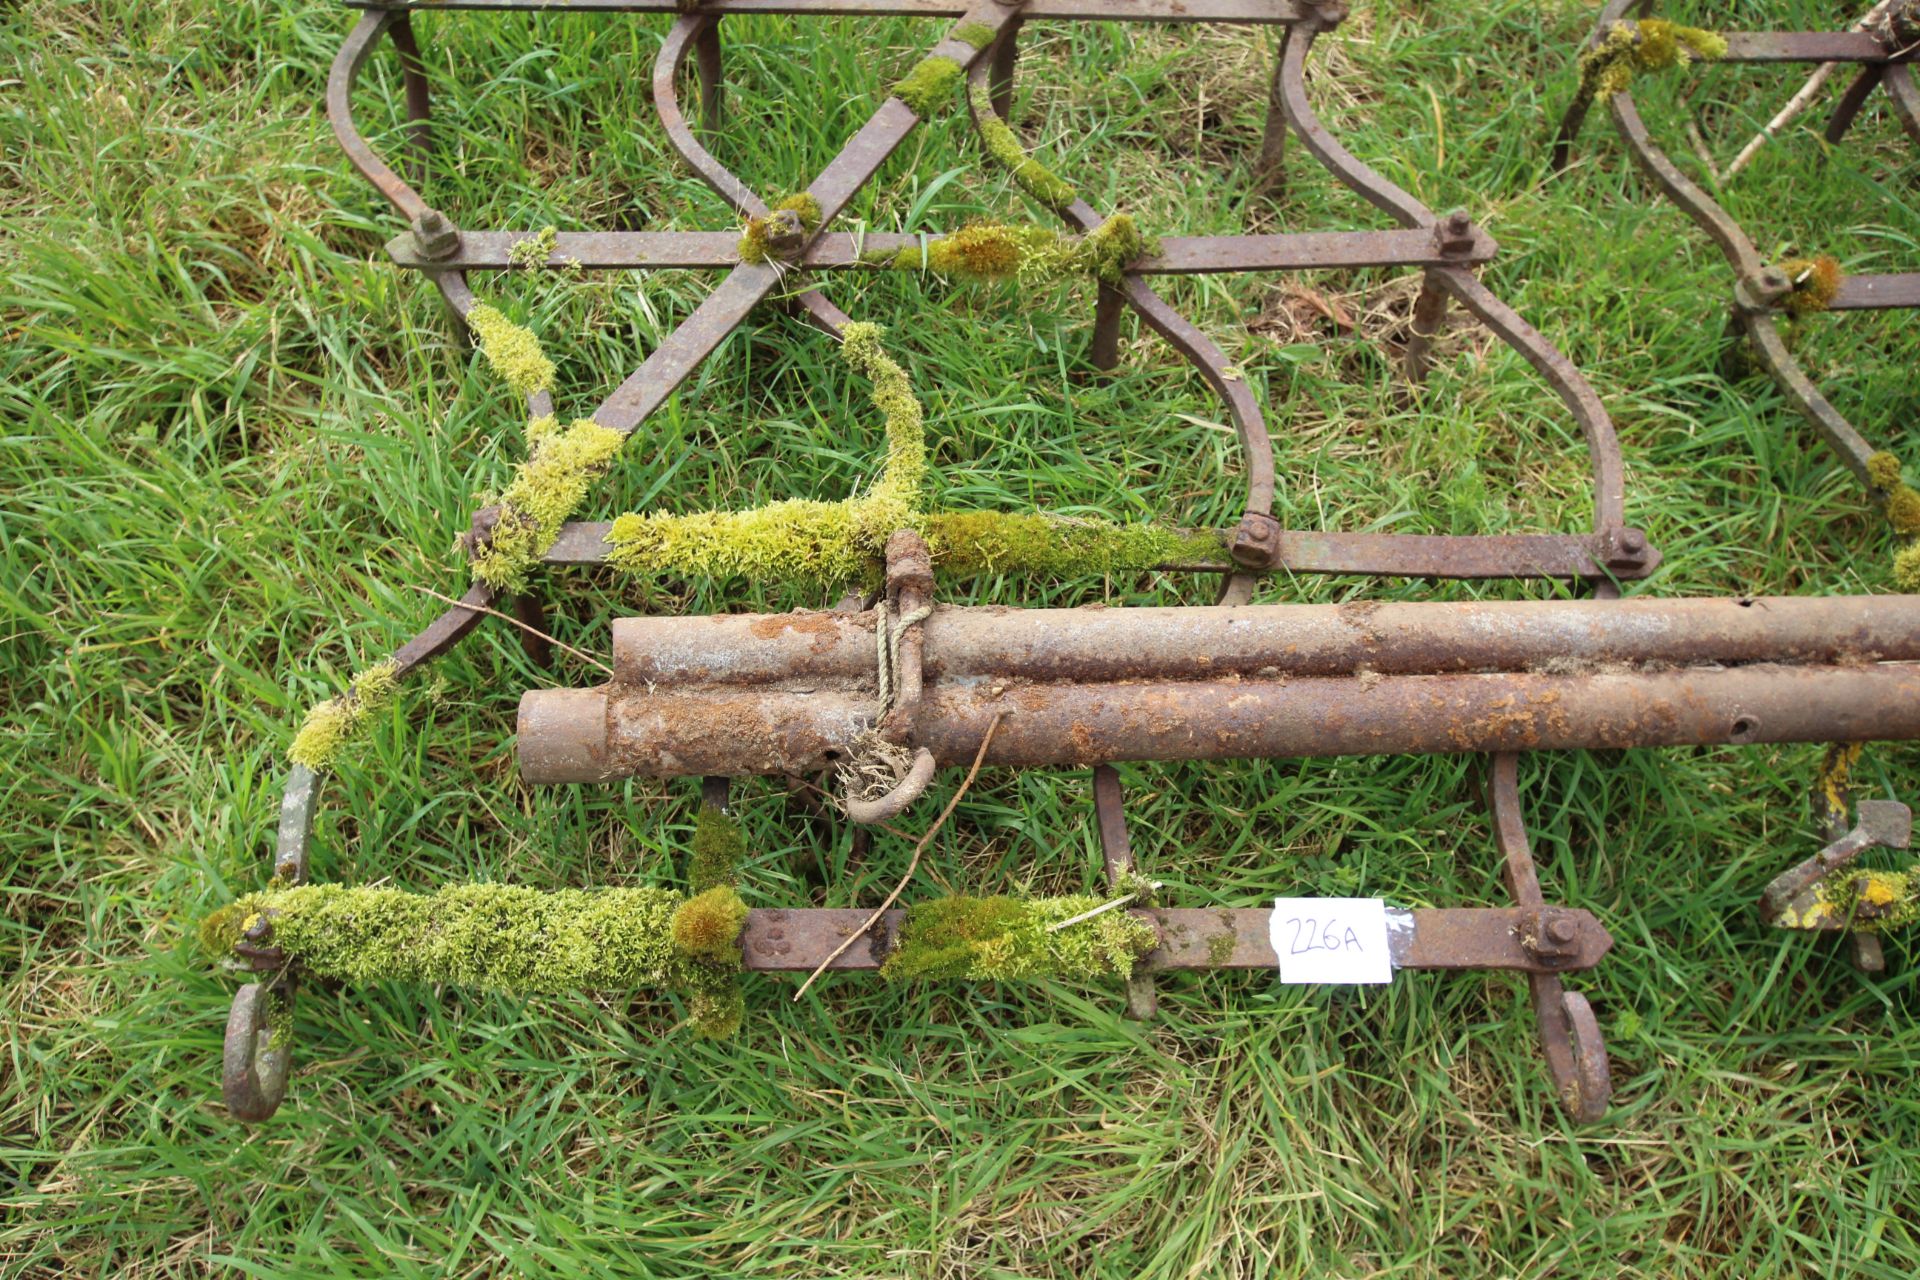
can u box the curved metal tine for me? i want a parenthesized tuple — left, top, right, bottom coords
(328, 11, 431, 224)
(989, 16, 1023, 122)
(1274, 16, 1432, 230)
(1430, 267, 1627, 539)
(960, 56, 1274, 602)
(1092, 766, 1157, 1020)
(1549, 0, 1643, 173)
(1486, 753, 1612, 1124)
(655, 15, 853, 341)
(223, 977, 295, 1124)
(656, 15, 763, 218)
(1608, 90, 1764, 278)
(1741, 313, 1881, 487)
(1885, 61, 1920, 147)
(1825, 64, 1885, 146)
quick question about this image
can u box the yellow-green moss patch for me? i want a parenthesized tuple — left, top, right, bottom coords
(739, 193, 825, 263)
(1895, 540, 1920, 590)
(287, 658, 401, 771)
(1078, 213, 1157, 284)
(201, 883, 688, 991)
(879, 216, 1154, 285)
(1779, 255, 1843, 314)
(952, 21, 996, 50)
(671, 886, 749, 963)
(470, 418, 625, 591)
(203, 882, 753, 1035)
(507, 224, 558, 267)
(881, 894, 1159, 982)
(1866, 452, 1920, 534)
(466, 303, 555, 399)
(969, 82, 1076, 211)
(891, 54, 964, 116)
(1576, 19, 1726, 101)
(605, 323, 926, 585)
(689, 802, 744, 892)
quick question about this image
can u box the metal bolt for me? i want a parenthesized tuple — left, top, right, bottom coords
(1603, 526, 1649, 571)
(1434, 209, 1475, 256)
(759, 207, 807, 257)
(1228, 514, 1280, 568)
(411, 208, 460, 261)
(243, 916, 274, 944)
(1545, 916, 1577, 947)
(1736, 267, 1792, 315)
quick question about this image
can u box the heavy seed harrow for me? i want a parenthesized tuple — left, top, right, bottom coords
(213, 0, 1919, 1127)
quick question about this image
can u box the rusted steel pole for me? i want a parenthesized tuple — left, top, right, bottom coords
(732, 906, 1612, 974)
(518, 596, 1920, 781)
(606, 594, 1920, 685)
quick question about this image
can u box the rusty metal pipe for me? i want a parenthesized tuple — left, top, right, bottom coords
(523, 664, 1920, 780)
(609, 595, 1920, 686)
(523, 596, 1920, 781)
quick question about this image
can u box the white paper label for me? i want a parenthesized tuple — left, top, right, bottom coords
(1269, 898, 1393, 984)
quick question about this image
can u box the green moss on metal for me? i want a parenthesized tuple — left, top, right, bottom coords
(1078, 213, 1157, 284)
(201, 883, 686, 990)
(740, 193, 824, 263)
(671, 886, 749, 962)
(470, 418, 626, 591)
(1895, 540, 1920, 590)
(891, 54, 965, 116)
(1576, 19, 1726, 101)
(879, 216, 1154, 285)
(507, 224, 559, 267)
(1779, 255, 1843, 315)
(1866, 451, 1920, 535)
(466, 303, 555, 399)
(881, 894, 1159, 982)
(1205, 930, 1237, 967)
(689, 802, 745, 892)
(952, 21, 996, 51)
(968, 82, 1076, 211)
(287, 658, 401, 771)
(605, 322, 924, 584)
(202, 882, 753, 1036)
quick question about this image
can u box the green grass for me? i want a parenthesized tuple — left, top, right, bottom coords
(4, 0, 1919, 1274)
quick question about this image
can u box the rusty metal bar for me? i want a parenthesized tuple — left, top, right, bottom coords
(737, 905, 1611, 973)
(541, 521, 1661, 581)
(1717, 32, 1912, 63)
(385, 227, 1501, 273)
(1829, 273, 1920, 310)
(346, 0, 1303, 21)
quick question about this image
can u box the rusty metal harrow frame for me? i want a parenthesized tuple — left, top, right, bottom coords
(220, 0, 1917, 1127)
(1552, 0, 1920, 501)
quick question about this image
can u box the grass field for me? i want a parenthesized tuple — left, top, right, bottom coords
(4, 0, 1920, 1274)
